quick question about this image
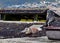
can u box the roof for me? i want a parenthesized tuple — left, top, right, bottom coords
(48, 5, 60, 16)
(0, 8, 47, 14)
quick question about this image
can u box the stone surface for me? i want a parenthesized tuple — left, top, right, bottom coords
(0, 36, 60, 43)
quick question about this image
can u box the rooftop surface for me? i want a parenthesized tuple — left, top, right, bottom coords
(48, 5, 60, 16)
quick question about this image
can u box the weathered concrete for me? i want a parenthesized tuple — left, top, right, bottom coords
(46, 31, 60, 39)
(0, 36, 60, 43)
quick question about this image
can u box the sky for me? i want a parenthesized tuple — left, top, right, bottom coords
(0, 0, 56, 8)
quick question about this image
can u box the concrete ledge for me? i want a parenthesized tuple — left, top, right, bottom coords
(46, 31, 60, 39)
